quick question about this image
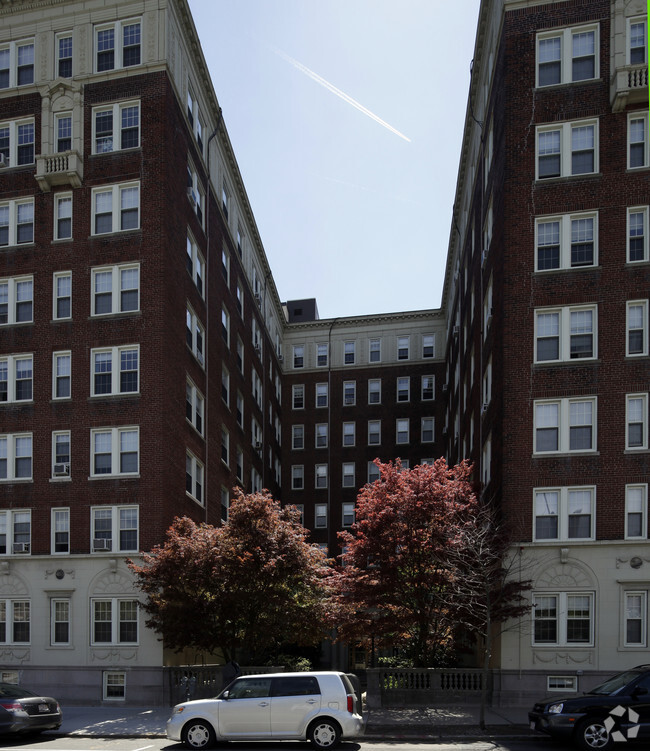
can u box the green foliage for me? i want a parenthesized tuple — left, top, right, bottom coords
(269, 654, 313, 672)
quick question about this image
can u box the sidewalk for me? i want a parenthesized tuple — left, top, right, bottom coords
(53, 703, 538, 741)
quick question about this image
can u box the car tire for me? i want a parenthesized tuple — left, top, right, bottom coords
(182, 719, 216, 749)
(308, 718, 341, 749)
(575, 718, 614, 751)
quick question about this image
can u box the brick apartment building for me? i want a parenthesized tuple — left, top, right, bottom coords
(0, 0, 648, 706)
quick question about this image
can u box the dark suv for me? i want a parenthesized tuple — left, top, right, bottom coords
(529, 665, 650, 750)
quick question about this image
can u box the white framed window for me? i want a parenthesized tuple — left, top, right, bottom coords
(236, 226, 244, 258)
(534, 397, 597, 454)
(91, 346, 138, 396)
(342, 463, 355, 489)
(316, 382, 328, 408)
(535, 212, 598, 270)
(547, 676, 578, 692)
(187, 85, 204, 155)
(422, 334, 435, 358)
(185, 451, 204, 503)
(316, 342, 328, 367)
(396, 418, 409, 444)
(342, 502, 355, 527)
(252, 370, 262, 409)
(51, 508, 70, 553)
(397, 336, 410, 360)
(1, 276, 32, 325)
(92, 182, 139, 235)
(91, 505, 138, 553)
(221, 247, 229, 284)
(92, 264, 139, 316)
(91, 427, 139, 477)
(236, 447, 244, 483)
(421, 417, 435, 443)
(236, 391, 244, 428)
(368, 420, 381, 446)
(626, 393, 648, 450)
(221, 486, 230, 522)
(343, 341, 355, 365)
(51, 598, 70, 645)
(533, 486, 595, 541)
(54, 193, 72, 240)
(236, 337, 244, 374)
(91, 598, 138, 645)
(627, 207, 648, 263)
(626, 484, 647, 540)
(93, 101, 139, 153)
(186, 306, 205, 366)
(221, 427, 229, 467)
(53, 351, 71, 399)
(368, 379, 381, 404)
(628, 112, 648, 169)
(187, 161, 205, 226)
(235, 283, 243, 317)
(624, 592, 647, 647)
(293, 345, 304, 369)
(186, 379, 204, 435)
(0, 354, 32, 403)
(315, 423, 328, 448)
(0, 509, 31, 554)
(628, 17, 647, 65)
(104, 671, 126, 701)
(422, 375, 435, 400)
(315, 503, 327, 528)
(221, 182, 230, 220)
(54, 112, 72, 152)
(0, 39, 34, 89)
(292, 385, 304, 410)
(369, 338, 381, 363)
(221, 365, 230, 406)
(291, 465, 304, 490)
(532, 592, 593, 646)
(482, 433, 492, 486)
(0, 118, 35, 168)
(315, 464, 328, 489)
(292, 424, 304, 450)
(52, 272, 71, 320)
(52, 431, 71, 479)
(95, 19, 141, 72)
(0, 198, 34, 246)
(536, 24, 598, 87)
(536, 119, 598, 180)
(397, 377, 410, 402)
(0, 434, 32, 481)
(0, 600, 30, 644)
(186, 233, 205, 297)
(343, 381, 356, 406)
(627, 300, 648, 356)
(368, 461, 380, 483)
(56, 33, 72, 78)
(535, 305, 596, 362)
(342, 422, 355, 447)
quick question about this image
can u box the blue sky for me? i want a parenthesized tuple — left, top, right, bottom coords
(188, 0, 481, 319)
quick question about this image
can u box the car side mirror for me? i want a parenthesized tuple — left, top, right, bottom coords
(222, 690, 230, 700)
(632, 686, 648, 697)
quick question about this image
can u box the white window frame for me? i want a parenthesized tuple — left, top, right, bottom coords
(626, 393, 648, 450)
(186, 378, 204, 435)
(186, 233, 205, 297)
(421, 417, 435, 443)
(54, 112, 72, 153)
(628, 16, 647, 66)
(396, 418, 410, 445)
(343, 380, 356, 406)
(535, 211, 598, 271)
(52, 351, 71, 400)
(91, 264, 139, 316)
(90, 598, 138, 646)
(532, 592, 594, 647)
(368, 420, 381, 446)
(315, 423, 328, 449)
(534, 397, 597, 454)
(343, 341, 356, 365)
(342, 463, 355, 489)
(315, 464, 328, 489)
(186, 450, 204, 504)
(187, 161, 205, 227)
(54, 193, 72, 240)
(397, 377, 410, 403)
(1, 275, 33, 325)
(534, 305, 597, 363)
(625, 484, 648, 540)
(0, 118, 35, 167)
(316, 342, 328, 367)
(50, 597, 70, 645)
(292, 384, 304, 410)
(52, 431, 71, 480)
(91, 505, 139, 553)
(342, 501, 355, 525)
(104, 671, 126, 701)
(292, 424, 304, 450)
(422, 334, 435, 358)
(624, 591, 647, 647)
(0, 509, 31, 554)
(90, 427, 139, 478)
(94, 18, 141, 73)
(291, 465, 304, 490)
(186, 306, 205, 366)
(422, 375, 435, 400)
(0, 354, 32, 403)
(536, 119, 598, 180)
(51, 507, 70, 554)
(628, 111, 648, 170)
(627, 206, 649, 263)
(369, 338, 381, 363)
(0, 197, 34, 246)
(92, 182, 140, 235)
(368, 461, 380, 483)
(221, 427, 229, 467)
(368, 378, 381, 404)
(397, 336, 410, 361)
(533, 486, 595, 542)
(91, 345, 139, 397)
(0, 433, 32, 481)
(627, 300, 648, 356)
(0, 599, 31, 644)
(56, 32, 73, 78)
(0, 39, 35, 89)
(92, 101, 140, 154)
(315, 503, 327, 528)
(316, 382, 328, 408)
(536, 24, 599, 88)
(293, 345, 304, 369)
(342, 422, 355, 447)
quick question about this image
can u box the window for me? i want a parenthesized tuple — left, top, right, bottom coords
(364, 379, 380, 405)
(368, 420, 381, 445)
(51, 508, 69, 554)
(221, 427, 229, 467)
(625, 592, 647, 647)
(369, 338, 381, 363)
(292, 385, 304, 410)
(252, 370, 262, 409)
(534, 397, 596, 454)
(397, 336, 410, 360)
(343, 341, 355, 365)
(51, 598, 70, 645)
(293, 345, 304, 369)
(221, 183, 230, 220)
(92, 264, 139, 315)
(186, 379, 204, 434)
(533, 486, 595, 541)
(55, 113, 72, 153)
(315, 424, 328, 448)
(221, 486, 229, 521)
(315, 504, 327, 528)
(397, 377, 410, 402)
(0, 39, 34, 88)
(0, 198, 34, 246)
(91, 598, 138, 645)
(221, 366, 230, 406)
(0, 600, 30, 644)
(235, 391, 244, 429)
(342, 422, 355, 447)
(92, 102, 140, 153)
(0, 434, 32, 481)
(343, 381, 356, 406)
(1, 276, 32, 325)
(186, 234, 205, 296)
(95, 19, 141, 72)
(186, 86, 204, 154)
(187, 161, 205, 226)
(368, 462, 380, 483)
(626, 484, 647, 540)
(533, 593, 593, 646)
(104, 671, 126, 701)
(186, 306, 205, 365)
(0, 354, 32, 403)
(291, 465, 304, 490)
(422, 334, 435, 358)
(535, 305, 596, 362)
(342, 463, 355, 489)
(627, 301, 648, 356)
(91, 427, 139, 477)
(535, 212, 598, 271)
(0, 510, 31, 553)
(54, 194, 72, 240)
(0, 119, 34, 168)
(91, 346, 138, 396)
(52, 432, 70, 479)
(536, 25, 598, 87)
(536, 120, 598, 179)
(628, 112, 648, 169)
(421, 417, 435, 443)
(235, 283, 243, 317)
(396, 418, 409, 444)
(91, 506, 138, 553)
(236, 337, 244, 374)
(56, 34, 72, 78)
(221, 248, 229, 284)
(629, 18, 647, 65)
(342, 501, 355, 525)
(315, 464, 327, 489)
(628, 207, 648, 263)
(317, 343, 328, 367)
(292, 425, 304, 450)
(92, 183, 139, 234)
(626, 393, 648, 450)
(186, 452, 204, 503)
(422, 375, 435, 400)
(316, 383, 328, 408)
(235, 447, 243, 483)
(53, 351, 71, 399)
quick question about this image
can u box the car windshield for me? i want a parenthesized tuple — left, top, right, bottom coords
(588, 670, 643, 695)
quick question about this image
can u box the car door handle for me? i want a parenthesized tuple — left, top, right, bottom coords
(258, 701, 270, 707)
(306, 699, 318, 704)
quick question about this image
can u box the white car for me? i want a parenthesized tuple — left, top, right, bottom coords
(166, 671, 363, 749)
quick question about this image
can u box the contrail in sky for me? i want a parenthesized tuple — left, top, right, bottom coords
(270, 45, 411, 143)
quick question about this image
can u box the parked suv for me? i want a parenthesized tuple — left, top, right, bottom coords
(166, 671, 363, 749)
(529, 665, 650, 749)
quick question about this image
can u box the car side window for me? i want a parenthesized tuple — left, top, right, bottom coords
(634, 675, 650, 691)
(271, 676, 320, 697)
(227, 677, 272, 699)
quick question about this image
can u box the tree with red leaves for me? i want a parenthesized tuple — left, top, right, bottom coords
(128, 489, 332, 663)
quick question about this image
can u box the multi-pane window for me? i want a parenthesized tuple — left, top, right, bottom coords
(629, 18, 647, 65)
(421, 417, 435, 443)
(186, 451, 204, 503)
(342, 501, 355, 525)
(369, 338, 381, 363)
(92, 183, 139, 234)
(628, 207, 648, 263)
(342, 463, 355, 489)
(292, 385, 304, 410)
(0, 600, 30, 644)
(57, 34, 73, 78)
(221, 366, 230, 405)
(186, 379, 204, 435)
(236, 392, 244, 428)
(291, 465, 304, 490)
(343, 381, 356, 406)
(397, 377, 410, 402)
(535, 212, 598, 271)
(186, 86, 204, 154)
(536, 25, 598, 87)
(625, 592, 647, 647)
(0, 354, 32, 403)
(186, 306, 205, 366)
(396, 418, 409, 444)
(368, 379, 381, 404)
(627, 301, 648, 356)
(626, 393, 648, 450)
(536, 120, 598, 179)
(52, 432, 70, 478)
(315, 464, 328, 489)
(397, 336, 410, 360)
(315, 504, 327, 528)
(293, 345, 304, 369)
(535, 306, 596, 362)
(422, 375, 435, 400)
(368, 461, 380, 483)
(1, 276, 32, 325)
(628, 112, 648, 169)
(0, 198, 34, 246)
(54, 194, 72, 240)
(0, 118, 34, 167)
(368, 420, 381, 445)
(221, 183, 230, 220)
(91, 346, 138, 396)
(0, 510, 31, 554)
(0, 434, 32, 481)
(534, 397, 597, 454)
(91, 598, 138, 645)
(92, 264, 139, 315)
(221, 427, 229, 467)
(533, 592, 593, 646)
(91, 427, 139, 477)
(221, 248, 229, 284)
(315, 424, 328, 448)
(220, 308, 230, 346)
(316, 383, 328, 408)
(534, 486, 595, 541)
(422, 334, 435, 358)
(342, 422, 355, 446)
(185, 234, 205, 298)
(53, 351, 71, 399)
(91, 506, 138, 553)
(292, 425, 304, 450)
(0, 39, 34, 89)
(236, 448, 244, 483)
(55, 113, 72, 152)
(51, 508, 70, 554)
(95, 20, 141, 72)
(626, 484, 647, 540)
(235, 283, 243, 316)
(187, 161, 205, 226)
(51, 598, 70, 645)
(317, 343, 328, 367)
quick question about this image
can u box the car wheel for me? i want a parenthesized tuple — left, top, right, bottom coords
(308, 718, 341, 749)
(575, 719, 614, 751)
(182, 720, 216, 749)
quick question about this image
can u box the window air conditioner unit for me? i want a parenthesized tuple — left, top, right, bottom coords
(53, 462, 70, 476)
(93, 538, 111, 551)
(13, 542, 29, 554)
(187, 187, 199, 206)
